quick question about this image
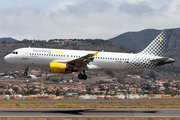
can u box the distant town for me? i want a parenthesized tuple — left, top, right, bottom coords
(0, 68, 180, 100)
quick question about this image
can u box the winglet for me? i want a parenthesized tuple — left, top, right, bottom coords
(93, 51, 99, 56)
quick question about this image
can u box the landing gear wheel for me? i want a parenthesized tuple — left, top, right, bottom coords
(24, 66, 29, 76)
(78, 70, 87, 80)
(82, 74, 87, 80)
(23, 72, 28, 76)
(78, 74, 83, 79)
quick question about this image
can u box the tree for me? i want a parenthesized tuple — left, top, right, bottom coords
(13, 87, 19, 93)
(99, 80, 105, 84)
(56, 89, 60, 96)
(164, 83, 169, 88)
(167, 90, 177, 97)
(1, 40, 7, 44)
(149, 71, 156, 80)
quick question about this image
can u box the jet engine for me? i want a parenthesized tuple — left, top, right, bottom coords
(50, 62, 72, 74)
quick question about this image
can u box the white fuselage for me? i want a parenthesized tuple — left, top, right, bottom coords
(4, 47, 140, 71)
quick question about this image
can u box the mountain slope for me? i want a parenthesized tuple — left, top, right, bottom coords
(0, 37, 19, 43)
(108, 29, 162, 52)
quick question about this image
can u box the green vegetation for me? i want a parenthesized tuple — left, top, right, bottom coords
(0, 101, 180, 108)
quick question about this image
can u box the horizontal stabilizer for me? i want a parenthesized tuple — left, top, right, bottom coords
(150, 57, 169, 62)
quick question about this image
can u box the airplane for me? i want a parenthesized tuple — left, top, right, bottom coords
(4, 29, 174, 80)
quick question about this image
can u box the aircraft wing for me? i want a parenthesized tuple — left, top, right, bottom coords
(52, 51, 99, 65)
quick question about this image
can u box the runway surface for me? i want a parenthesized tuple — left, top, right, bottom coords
(0, 108, 180, 118)
(0, 99, 180, 103)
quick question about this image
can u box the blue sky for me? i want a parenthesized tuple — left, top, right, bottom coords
(0, 0, 179, 40)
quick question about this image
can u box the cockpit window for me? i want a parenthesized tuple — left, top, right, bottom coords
(12, 51, 18, 54)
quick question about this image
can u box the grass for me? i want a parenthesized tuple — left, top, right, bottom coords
(1, 101, 180, 108)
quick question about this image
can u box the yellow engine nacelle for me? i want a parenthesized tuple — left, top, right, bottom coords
(50, 62, 72, 74)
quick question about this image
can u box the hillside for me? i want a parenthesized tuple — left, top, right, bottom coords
(108, 28, 180, 52)
(0, 37, 19, 43)
(108, 29, 161, 51)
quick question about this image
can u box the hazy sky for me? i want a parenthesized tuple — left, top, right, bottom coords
(0, 0, 179, 40)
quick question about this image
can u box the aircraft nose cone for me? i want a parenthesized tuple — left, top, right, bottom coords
(4, 55, 10, 62)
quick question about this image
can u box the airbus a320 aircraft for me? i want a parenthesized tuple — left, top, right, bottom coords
(4, 29, 174, 80)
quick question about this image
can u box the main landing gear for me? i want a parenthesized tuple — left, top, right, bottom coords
(23, 66, 29, 76)
(78, 70, 87, 80)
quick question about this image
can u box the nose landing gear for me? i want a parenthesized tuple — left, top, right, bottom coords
(23, 66, 29, 76)
(78, 70, 87, 80)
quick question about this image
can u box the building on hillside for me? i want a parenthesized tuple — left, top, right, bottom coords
(23, 95, 38, 99)
(64, 93, 78, 99)
(126, 94, 140, 99)
(62, 39, 72, 44)
(79, 94, 97, 99)
(127, 75, 141, 79)
(117, 94, 125, 99)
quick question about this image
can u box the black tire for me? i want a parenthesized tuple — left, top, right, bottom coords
(24, 72, 28, 76)
(82, 74, 87, 80)
(78, 74, 83, 79)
